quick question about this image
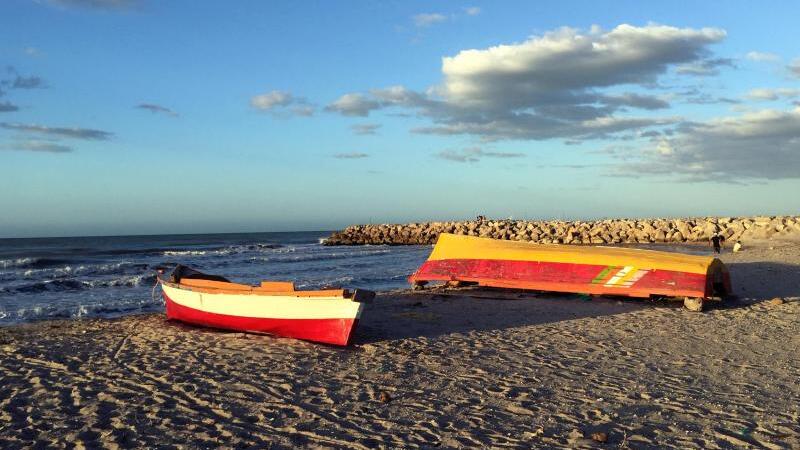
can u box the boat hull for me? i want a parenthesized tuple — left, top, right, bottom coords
(162, 284, 363, 346)
(409, 234, 731, 300)
(411, 258, 710, 298)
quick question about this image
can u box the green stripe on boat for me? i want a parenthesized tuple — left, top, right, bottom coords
(591, 266, 617, 284)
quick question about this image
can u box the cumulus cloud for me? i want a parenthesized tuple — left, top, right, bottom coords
(437, 25, 724, 107)
(0, 102, 19, 113)
(327, 24, 726, 141)
(746, 51, 780, 62)
(0, 123, 113, 140)
(745, 88, 800, 101)
(2, 140, 73, 153)
(46, 0, 140, 10)
(250, 91, 293, 109)
(333, 152, 369, 159)
(413, 13, 447, 27)
(250, 90, 314, 117)
(325, 93, 381, 117)
(136, 103, 178, 117)
(436, 147, 525, 163)
(615, 107, 800, 180)
(464, 6, 481, 16)
(351, 123, 381, 135)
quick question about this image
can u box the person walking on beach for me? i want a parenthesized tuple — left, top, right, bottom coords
(710, 232, 725, 254)
(733, 240, 742, 253)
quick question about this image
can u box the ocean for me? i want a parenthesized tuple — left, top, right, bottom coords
(0, 231, 431, 325)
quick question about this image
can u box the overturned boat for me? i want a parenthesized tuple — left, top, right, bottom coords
(409, 234, 731, 309)
(156, 265, 374, 345)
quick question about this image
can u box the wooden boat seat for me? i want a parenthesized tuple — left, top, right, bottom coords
(180, 278, 252, 291)
(178, 277, 346, 298)
(259, 281, 295, 291)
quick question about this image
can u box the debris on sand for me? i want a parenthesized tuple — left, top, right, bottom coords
(591, 431, 608, 443)
(768, 297, 785, 305)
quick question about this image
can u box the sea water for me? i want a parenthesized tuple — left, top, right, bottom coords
(0, 231, 430, 325)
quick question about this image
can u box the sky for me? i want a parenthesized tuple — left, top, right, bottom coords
(1, 0, 800, 238)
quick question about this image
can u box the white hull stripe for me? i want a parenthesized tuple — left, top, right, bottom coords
(604, 266, 634, 287)
(602, 266, 649, 288)
(617, 269, 648, 287)
(162, 284, 363, 320)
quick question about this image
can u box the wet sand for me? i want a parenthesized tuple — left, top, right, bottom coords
(1, 242, 799, 448)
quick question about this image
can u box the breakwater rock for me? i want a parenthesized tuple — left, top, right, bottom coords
(324, 216, 800, 246)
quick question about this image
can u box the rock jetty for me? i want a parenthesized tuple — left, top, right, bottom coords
(324, 216, 800, 246)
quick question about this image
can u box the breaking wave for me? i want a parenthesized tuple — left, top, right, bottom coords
(163, 243, 283, 257)
(0, 297, 163, 324)
(0, 257, 70, 269)
(2, 273, 156, 294)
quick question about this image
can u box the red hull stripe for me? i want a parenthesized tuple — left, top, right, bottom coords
(164, 292, 359, 346)
(410, 259, 709, 299)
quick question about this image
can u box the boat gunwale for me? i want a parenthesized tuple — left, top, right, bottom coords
(158, 280, 359, 299)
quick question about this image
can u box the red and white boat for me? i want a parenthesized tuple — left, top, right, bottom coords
(156, 265, 373, 346)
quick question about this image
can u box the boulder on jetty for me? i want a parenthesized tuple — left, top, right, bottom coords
(323, 216, 800, 246)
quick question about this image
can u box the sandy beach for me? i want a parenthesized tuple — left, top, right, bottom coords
(1, 242, 799, 449)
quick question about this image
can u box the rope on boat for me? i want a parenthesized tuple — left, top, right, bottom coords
(151, 274, 163, 306)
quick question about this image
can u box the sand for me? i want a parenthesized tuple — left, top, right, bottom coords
(1, 242, 799, 448)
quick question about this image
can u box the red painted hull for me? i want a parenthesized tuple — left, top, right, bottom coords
(410, 258, 712, 299)
(164, 292, 359, 346)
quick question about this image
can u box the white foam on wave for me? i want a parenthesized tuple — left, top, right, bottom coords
(0, 257, 38, 269)
(0, 295, 164, 324)
(163, 243, 284, 257)
(163, 250, 208, 256)
(19, 261, 143, 279)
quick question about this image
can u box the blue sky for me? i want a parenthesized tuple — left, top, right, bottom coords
(1, 0, 800, 237)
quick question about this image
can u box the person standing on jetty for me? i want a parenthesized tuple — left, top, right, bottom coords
(710, 232, 725, 254)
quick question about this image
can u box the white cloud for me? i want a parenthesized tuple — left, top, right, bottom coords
(746, 51, 780, 62)
(250, 90, 314, 116)
(1, 140, 73, 153)
(436, 146, 525, 163)
(0, 122, 112, 140)
(351, 123, 381, 135)
(464, 6, 481, 16)
(328, 24, 726, 142)
(413, 13, 447, 27)
(616, 107, 800, 180)
(437, 24, 724, 109)
(250, 91, 294, 110)
(325, 93, 381, 117)
(745, 88, 800, 101)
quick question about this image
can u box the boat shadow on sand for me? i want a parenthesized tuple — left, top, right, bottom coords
(724, 261, 800, 302)
(355, 260, 800, 344)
